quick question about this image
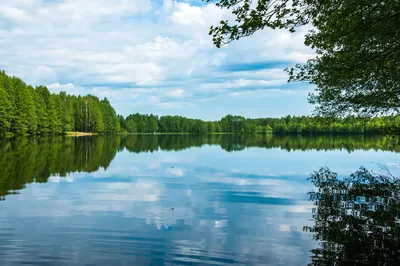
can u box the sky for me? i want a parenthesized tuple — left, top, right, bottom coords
(0, 0, 316, 120)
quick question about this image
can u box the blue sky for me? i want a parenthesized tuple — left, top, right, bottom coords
(0, 0, 315, 120)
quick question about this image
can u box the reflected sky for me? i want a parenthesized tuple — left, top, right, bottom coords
(0, 137, 399, 265)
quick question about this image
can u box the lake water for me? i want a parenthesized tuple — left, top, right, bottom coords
(0, 135, 399, 265)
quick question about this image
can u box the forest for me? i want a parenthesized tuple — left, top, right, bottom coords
(0, 71, 120, 135)
(119, 113, 400, 135)
(1, 70, 400, 136)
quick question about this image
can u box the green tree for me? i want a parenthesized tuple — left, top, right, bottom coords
(208, 122, 216, 133)
(148, 114, 158, 133)
(50, 94, 62, 133)
(205, 0, 400, 117)
(57, 92, 75, 132)
(0, 87, 13, 133)
(118, 115, 127, 132)
(34, 86, 48, 133)
(101, 98, 119, 133)
(12, 79, 37, 134)
(35, 86, 59, 134)
(74, 96, 86, 132)
(87, 96, 104, 133)
(0, 71, 124, 135)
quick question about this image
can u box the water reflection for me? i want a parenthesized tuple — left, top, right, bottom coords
(121, 134, 399, 153)
(305, 167, 400, 265)
(0, 136, 121, 200)
(1, 134, 398, 200)
(0, 135, 398, 265)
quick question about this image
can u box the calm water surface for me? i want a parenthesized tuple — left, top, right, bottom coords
(0, 135, 399, 265)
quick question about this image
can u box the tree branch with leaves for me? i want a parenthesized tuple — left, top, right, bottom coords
(205, 0, 400, 118)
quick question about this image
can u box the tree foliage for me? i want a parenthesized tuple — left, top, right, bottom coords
(0, 70, 120, 135)
(118, 113, 400, 135)
(0, 87, 12, 133)
(2, 70, 399, 136)
(205, 0, 400, 117)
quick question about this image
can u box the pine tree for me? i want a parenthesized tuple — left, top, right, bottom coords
(87, 96, 104, 133)
(12, 78, 37, 134)
(0, 87, 12, 133)
(101, 98, 118, 133)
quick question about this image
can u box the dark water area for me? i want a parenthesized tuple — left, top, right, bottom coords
(0, 135, 399, 265)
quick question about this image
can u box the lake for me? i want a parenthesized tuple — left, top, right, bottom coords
(0, 135, 399, 265)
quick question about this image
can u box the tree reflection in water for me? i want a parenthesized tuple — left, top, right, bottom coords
(305, 167, 400, 265)
(0, 134, 398, 200)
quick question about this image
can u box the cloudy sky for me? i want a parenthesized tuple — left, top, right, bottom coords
(0, 0, 315, 120)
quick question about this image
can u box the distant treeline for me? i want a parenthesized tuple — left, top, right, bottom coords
(0, 71, 120, 135)
(119, 114, 400, 134)
(1, 70, 400, 136)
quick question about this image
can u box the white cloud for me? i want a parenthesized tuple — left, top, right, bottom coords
(1, 6, 31, 22)
(171, 3, 205, 26)
(149, 95, 161, 104)
(232, 78, 286, 88)
(0, 0, 315, 118)
(48, 82, 75, 91)
(163, 0, 174, 11)
(34, 66, 57, 84)
(92, 62, 164, 85)
(230, 89, 300, 98)
(287, 51, 315, 62)
(167, 89, 184, 98)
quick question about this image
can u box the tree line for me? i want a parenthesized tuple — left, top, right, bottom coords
(0, 71, 120, 135)
(2, 70, 400, 136)
(119, 114, 400, 135)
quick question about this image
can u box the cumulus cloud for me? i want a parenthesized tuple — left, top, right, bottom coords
(47, 82, 75, 92)
(171, 3, 206, 26)
(0, 0, 315, 118)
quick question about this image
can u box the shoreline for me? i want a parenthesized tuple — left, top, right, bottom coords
(65, 132, 98, 137)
